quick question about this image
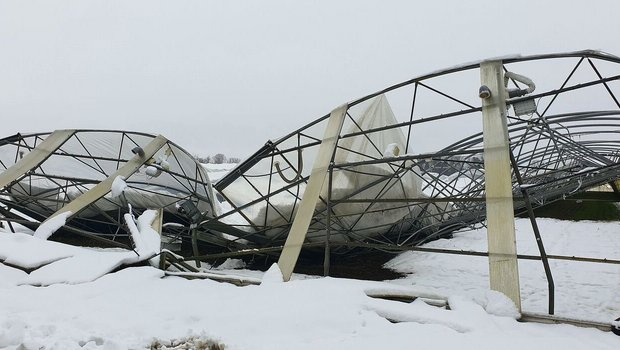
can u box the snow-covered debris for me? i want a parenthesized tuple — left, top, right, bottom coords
(22, 250, 143, 286)
(124, 209, 161, 267)
(0, 227, 153, 286)
(110, 175, 127, 198)
(481, 290, 521, 319)
(367, 297, 473, 333)
(0, 231, 83, 269)
(33, 211, 72, 240)
(149, 333, 225, 350)
(215, 258, 246, 270)
(261, 263, 284, 284)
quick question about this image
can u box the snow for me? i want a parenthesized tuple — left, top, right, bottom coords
(0, 263, 26, 287)
(481, 290, 521, 319)
(0, 230, 152, 286)
(0, 266, 616, 349)
(124, 209, 161, 267)
(0, 231, 83, 269)
(33, 211, 72, 240)
(22, 249, 142, 286)
(216, 258, 246, 270)
(202, 163, 238, 182)
(110, 175, 127, 198)
(145, 165, 161, 177)
(0, 218, 618, 349)
(260, 263, 284, 284)
(383, 143, 400, 158)
(385, 218, 620, 323)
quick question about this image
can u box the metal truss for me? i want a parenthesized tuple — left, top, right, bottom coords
(206, 50, 620, 255)
(0, 130, 217, 248)
(1, 50, 619, 259)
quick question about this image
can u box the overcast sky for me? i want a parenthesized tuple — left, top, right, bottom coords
(1, 1, 619, 158)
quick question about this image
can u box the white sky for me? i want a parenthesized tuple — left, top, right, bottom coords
(1, 0, 619, 158)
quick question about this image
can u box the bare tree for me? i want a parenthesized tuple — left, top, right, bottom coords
(212, 153, 226, 164)
(194, 155, 211, 164)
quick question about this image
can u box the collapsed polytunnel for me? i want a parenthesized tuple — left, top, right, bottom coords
(2, 50, 620, 258)
(0, 130, 217, 246)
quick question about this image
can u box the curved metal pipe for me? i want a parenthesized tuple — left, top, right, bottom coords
(274, 149, 303, 184)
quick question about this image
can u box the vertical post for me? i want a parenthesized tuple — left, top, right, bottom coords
(480, 61, 522, 311)
(323, 162, 334, 277)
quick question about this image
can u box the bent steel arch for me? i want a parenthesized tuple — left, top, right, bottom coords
(206, 49, 620, 254)
(1, 50, 619, 258)
(0, 130, 217, 247)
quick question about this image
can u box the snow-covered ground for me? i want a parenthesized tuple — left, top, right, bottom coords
(386, 218, 620, 323)
(0, 218, 618, 349)
(202, 163, 239, 182)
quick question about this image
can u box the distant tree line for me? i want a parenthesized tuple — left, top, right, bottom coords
(195, 153, 241, 164)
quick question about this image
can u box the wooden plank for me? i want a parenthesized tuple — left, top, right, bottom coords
(520, 312, 613, 332)
(164, 271, 261, 286)
(0, 129, 75, 190)
(480, 61, 522, 311)
(39, 135, 169, 230)
(278, 104, 348, 281)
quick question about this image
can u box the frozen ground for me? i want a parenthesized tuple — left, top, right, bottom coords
(0, 218, 618, 349)
(385, 218, 620, 323)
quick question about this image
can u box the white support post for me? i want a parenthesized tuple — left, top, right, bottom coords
(278, 104, 348, 281)
(0, 129, 75, 190)
(480, 61, 522, 311)
(40, 135, 169, 227)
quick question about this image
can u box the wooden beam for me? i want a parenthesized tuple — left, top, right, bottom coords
(0, 129, 75, 190)
(278, 104, 347, 281)
(480, 61, 522, 311)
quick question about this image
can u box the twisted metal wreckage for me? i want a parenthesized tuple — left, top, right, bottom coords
(1, 50, 620, 314)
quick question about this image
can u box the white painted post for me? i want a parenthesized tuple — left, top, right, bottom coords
(278, 104, 348, 282)
(480, 61, 522, 311)
(0, 130, 75, 190)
